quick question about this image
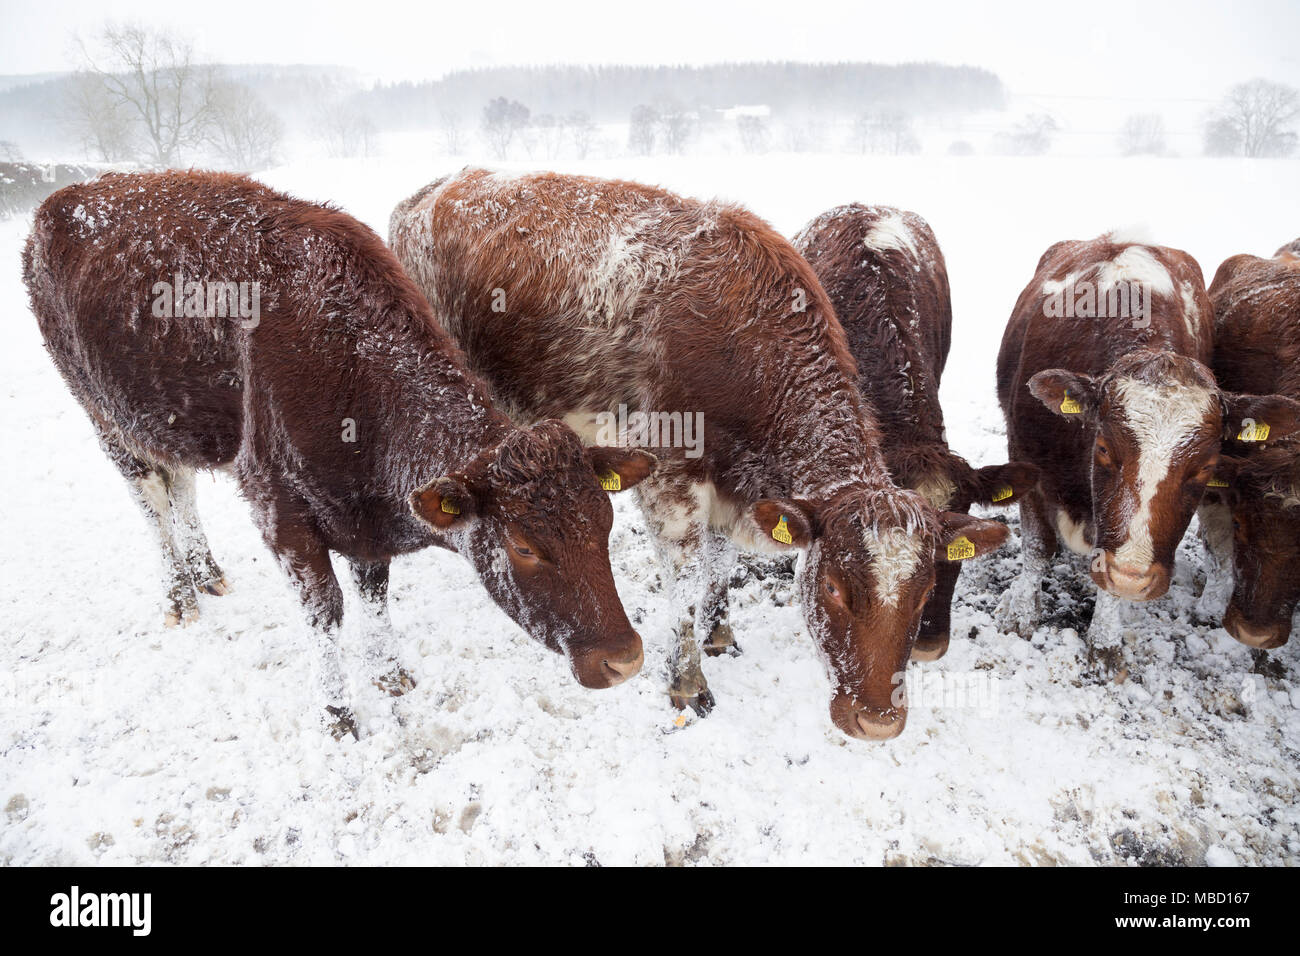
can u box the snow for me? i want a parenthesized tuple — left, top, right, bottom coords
(2, 152, 1299, 865)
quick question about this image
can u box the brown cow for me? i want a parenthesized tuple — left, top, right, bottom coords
(391, 169, 1012, 740)
(1198, 240, 1300, 648)
(793, 203, 1038, 661)
(22, 170, 655, 739)
(995, 233, 1300, 672)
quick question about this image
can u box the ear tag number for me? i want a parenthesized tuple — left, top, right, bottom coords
(771, 515, 794, 545)
(440, 498, 461, 515)
(598, 470, 622, 492)
(1207, 477, 1229, 489)
(991, 485, 1014, 503)
(1238, 422, 1270, 442)
(1060, 391, 1083, 414)
(946, 535, 976, 561)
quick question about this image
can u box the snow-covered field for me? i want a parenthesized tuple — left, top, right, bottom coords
(2, 153, 1299, 866)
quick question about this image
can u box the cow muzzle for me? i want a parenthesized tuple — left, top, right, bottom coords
(572, 632, 644, 688)
(1092, 558, 1169, 601)
(1223, 605, 1291, 650)
(830, 694, 907, 740)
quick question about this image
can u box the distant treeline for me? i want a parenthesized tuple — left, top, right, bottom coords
(355, 61, 1007, 126)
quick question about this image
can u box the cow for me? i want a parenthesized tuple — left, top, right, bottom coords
(792, 204, 1038, 661)
(1198, 239, 1300, 649)
(993, 233, 1300, 673)
(22, 170, 655, 739)
(390, 168, 1013, 740)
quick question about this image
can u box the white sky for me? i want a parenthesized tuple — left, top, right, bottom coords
(2, 0, 1298, 99)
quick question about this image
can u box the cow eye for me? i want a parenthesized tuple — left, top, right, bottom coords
(1095, 440, 1113, 467)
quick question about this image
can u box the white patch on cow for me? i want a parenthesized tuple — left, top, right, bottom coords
(865, 528, 924, 606)
(560, 410, 605, 445)
(1041, 270, 1082, 297)
(137, 472, 171, 517)
(863, 210, 918, 258)
(1055, 511, 1092, 555)
(1095, 246, 1175, 297)
(913, 471, 956, 511)
(1180, 281, 1201, 341)
(1111, 378, 1215, 568)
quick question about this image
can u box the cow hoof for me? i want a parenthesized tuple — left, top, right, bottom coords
(912, 632, 950, 661)
(200, 575, 232, 596)
(163, 601, 200, 628)
(702, 623, 741, 658)
(1084, 644, 1125, 683)
(373, 663, 417, 697)
(669, 687, 716, 718)
(325, 705, 360, 741)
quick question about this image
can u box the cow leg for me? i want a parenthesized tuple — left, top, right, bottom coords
(699, 529, 740, 657)
(167, 467, 230, 597)
(347, 558, 416, 697)
(637, 476, 715, 716)
(1194, 502, 1234, 623)
(98, 433, 199, 627)
(1086, 589, 1129, 680)
(252, 499, 356, 739)
(995, 487, 1056, 638)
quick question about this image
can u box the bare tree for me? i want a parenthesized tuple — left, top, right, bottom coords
(567, 111, 596, 159)
(207, 82, 284, 171)
(1204, 79, 1299, 157)
(481, 97, 529, 159)
(657, 101, 696, 154)
(736, 115, 770, 154)
(533, 114, 567, 159)
(1118, 113, 1166, 156)
(852, 110, 920, 155)
(63, 70, 137, 162)
(438, 110, 465, 155)
(316, 104, 378, 158)
(0, 141, 21, 162)
(997, 113, 1058, 156)
(73, 23, 217, 166)
(628, 105, 659, 156)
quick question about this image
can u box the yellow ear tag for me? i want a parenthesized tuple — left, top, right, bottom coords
(771, 515, 794, 545)
(1060, 391, 1083, 415)
(673, 714, 687, 728)
(946, 535, 976, 561)
(440, 498, 460, 515)
(598, 470, 622, 492)
(991, 485, 1014, 503)
(1207, 477, 1229, 489)
(1238, 422, 1270, 442)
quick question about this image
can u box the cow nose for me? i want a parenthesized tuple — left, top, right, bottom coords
(574, 632, 644, 688)
(911, 631, 950, 662)
(1223, 606, 1290, 650)
(1096, 559, 1166, 601)
(852, 708, 907, 740)
(601, 647, 644, 685)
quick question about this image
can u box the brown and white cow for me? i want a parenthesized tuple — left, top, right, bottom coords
(391, 169, 1012, 740)
(793, 204, 1038, 661)
(995, 233, 1300, 670)
(23, 170, 655, 739)
(1198, 240, 1300, 649)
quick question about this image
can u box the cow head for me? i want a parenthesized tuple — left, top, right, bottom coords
(1210, 448, 1300, 649)
(1029, 350, 1300, 602)
(889, 443, 1040, 660)
(746, 486, 1009, 740)
(410, 419, 656, 688)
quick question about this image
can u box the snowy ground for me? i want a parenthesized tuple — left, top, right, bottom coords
(2, 154, 1299, 866)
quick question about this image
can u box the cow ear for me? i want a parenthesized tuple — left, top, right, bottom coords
(1028, 369, 1098, 421)
(1221, 392, 1300, 444)
(587, 447, 657, 493)
(751, 499, 817, 551)
(935, 513, 1009, 563)
(966, 461, 1040, 507)
(410, 476, 477, 530)
(1204, 455, 1242, 504)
